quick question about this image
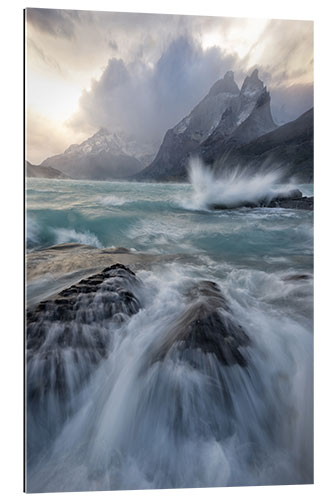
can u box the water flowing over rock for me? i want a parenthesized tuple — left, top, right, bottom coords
(26, 264, 142, 459)
(25, 176, 314, 492)
(151, 280, 250, 366)
(27, 264, 141, 396)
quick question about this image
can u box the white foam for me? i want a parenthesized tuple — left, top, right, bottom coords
(184, 157, 297, 210)
(26, 216, 40, 246)
(99, 195, 127, 207)
(53, 228, 103, 248)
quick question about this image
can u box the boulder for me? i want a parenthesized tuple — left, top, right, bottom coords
(26, 264, 141, 401)
(210, 190, 313, 211)
(266, 195, 313, 210)
(151, 280, 250, 366)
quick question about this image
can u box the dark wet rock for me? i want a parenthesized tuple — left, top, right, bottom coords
(151, 280, 250, 367)
(283, 273, 311, 281)
(266, 195, 313, 210)
(210, 190, 313, 211)
(26, 264, 141, 401)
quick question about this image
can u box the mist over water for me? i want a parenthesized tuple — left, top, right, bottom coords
(26, 177, 313, 492)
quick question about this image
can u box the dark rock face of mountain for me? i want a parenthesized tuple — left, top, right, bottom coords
(215, 108, 314, 182)
(135, 71, 241, 180)
(40, 129, 156, 181)
(201, 87, 276, 164)
(26, 161, 70, 179)
(136, 69, 277, 181)
(36, 68, 313, 183)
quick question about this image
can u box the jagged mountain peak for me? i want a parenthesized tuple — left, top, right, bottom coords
(241, 68, 264, 95)
(172, 70, 241, 141)
(250, 68, 259, 80)
(208, 70, 239, 97)
(137, 68, 280, 181)
(93, 127, 110, 138)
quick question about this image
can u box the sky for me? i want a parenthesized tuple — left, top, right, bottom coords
(25, 8, 313, 164)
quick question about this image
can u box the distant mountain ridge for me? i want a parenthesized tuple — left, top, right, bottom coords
(40, 129, 157, 181)
(26, 161, 70, 179)
(35, 69, 313, 183)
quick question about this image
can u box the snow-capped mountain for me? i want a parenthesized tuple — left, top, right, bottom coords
(41, 129, 157, 180)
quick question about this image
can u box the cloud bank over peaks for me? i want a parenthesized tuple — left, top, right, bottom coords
(68, 36, 239, 145)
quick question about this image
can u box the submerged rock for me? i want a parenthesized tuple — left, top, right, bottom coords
(282, 273, 311, 281)
(151, 280, 250, 366)
(26, 264, 141, 401)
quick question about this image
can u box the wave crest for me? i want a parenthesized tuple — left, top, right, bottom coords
(186, 157, 296, 210)
(53, 228, 102, 248)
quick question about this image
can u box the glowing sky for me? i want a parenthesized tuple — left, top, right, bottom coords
(25, 9, 313, 164)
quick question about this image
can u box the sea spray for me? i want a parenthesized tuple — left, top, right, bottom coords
(186, 157, 297, 210)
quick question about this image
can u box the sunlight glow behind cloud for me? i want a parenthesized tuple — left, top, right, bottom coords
(25, 9, 313, 164)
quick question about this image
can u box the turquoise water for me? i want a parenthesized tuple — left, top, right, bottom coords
(26, 178, 313, 264)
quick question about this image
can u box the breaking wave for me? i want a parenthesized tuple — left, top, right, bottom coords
(185, 157, 297, 210)
(26, 216, 41, 247)
(53, 228, 103, 248)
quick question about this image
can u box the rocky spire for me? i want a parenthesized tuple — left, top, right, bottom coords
(208, 70, 239, 96)
(240, 68, 263, 95)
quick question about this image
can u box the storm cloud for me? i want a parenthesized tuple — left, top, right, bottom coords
(69, 36, 238, 144)
(69, 32, 313, 145)
(25, 8, 313, 163)
(26, 9, 80, 40)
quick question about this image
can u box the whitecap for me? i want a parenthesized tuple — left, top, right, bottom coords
(26, 216, 40, 246)
(99, 195, 128, 207)
(182, 157, 299, 210)
(53, 228, 103, 248)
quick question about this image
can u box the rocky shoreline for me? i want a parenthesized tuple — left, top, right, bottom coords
(26, 264, 251, 406)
